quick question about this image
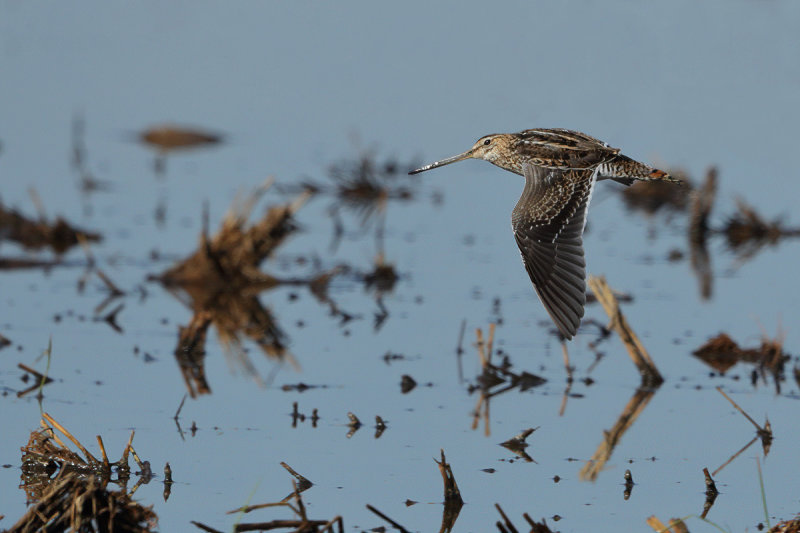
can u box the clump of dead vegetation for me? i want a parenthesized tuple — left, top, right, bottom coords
(136, 123, 224, 176)
(770, 516, 800, 533)
(152, 180, 316, 392)
(311, 152, 417, 227)
(721, 198, 800, 261)
(277, 150, 420, 251)
(8, 413, 157, 533)
(693, 330, 790, 392)
(0, 195, 101, 255)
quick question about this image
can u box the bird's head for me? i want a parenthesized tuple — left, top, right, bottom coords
(409, 133, 514, 175)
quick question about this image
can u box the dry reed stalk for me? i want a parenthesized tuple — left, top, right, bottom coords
(646, 515, 689, 533)
(42, 412, 99, 464)
(587, 275, 663, 384)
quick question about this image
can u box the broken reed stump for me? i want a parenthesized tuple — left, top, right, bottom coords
(587, 275, 663, 385)
(366, 450, 464, 532)
(435, 449, 463, 507)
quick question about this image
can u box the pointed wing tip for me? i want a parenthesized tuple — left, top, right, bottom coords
(550, 308, 581, 340)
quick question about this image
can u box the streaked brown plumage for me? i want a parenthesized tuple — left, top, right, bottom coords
(410, 128, 679, 339)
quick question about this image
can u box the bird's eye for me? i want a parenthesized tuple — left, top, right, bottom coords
(483, 139, 491, 146)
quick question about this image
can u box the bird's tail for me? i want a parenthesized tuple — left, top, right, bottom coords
(597, 155, 679, 186)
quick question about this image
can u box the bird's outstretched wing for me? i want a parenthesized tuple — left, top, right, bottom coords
(511, 163, 596, 339)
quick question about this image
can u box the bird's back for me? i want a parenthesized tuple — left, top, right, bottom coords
(511, 129, 620, 171)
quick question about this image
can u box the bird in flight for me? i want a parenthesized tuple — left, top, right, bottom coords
(410, 128, 679, 339)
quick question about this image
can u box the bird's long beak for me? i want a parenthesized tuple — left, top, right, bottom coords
(409, 149, 474, 175)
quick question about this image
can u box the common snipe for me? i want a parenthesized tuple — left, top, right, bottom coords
(410, 128, 678, 339)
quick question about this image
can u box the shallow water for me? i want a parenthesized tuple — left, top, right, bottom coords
(2, 3, 800, 532)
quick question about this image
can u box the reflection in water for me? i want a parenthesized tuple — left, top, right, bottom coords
(499, 427, 539, 463)
(198, 474, 341, 533)
(468, 324, 547, 437)
(71, 115, 113, 217)
(153, 181, 313, 393)
(435, 450, 463, 533)
(712, 387, 774, 476)
(701, 467, 719, 519)
(494, 504, 557, 533)
(688, 168, 717, 300)
(623, 165, 800, 305)
(579, 387, 657, 482)
(623, 469, 635, 500)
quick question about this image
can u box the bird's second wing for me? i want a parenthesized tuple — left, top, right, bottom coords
(511, 164, 596, 339)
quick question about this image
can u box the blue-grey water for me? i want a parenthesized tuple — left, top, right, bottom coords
(2, 2, 800, 532)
